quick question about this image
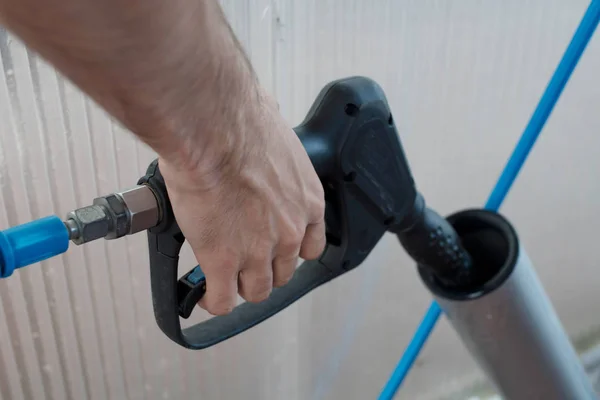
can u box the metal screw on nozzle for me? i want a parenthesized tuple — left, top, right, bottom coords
(65, 204, 113, 245)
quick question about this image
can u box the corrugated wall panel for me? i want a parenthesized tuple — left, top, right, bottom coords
(0, 1, 599, 399)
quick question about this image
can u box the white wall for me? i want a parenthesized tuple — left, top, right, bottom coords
(0, 1, 599, 399)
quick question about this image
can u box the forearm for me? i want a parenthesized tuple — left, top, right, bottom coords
(0, 0, 259, 169)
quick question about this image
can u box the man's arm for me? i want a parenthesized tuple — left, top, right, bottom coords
(0, 0, 253, 169)
(0, 0, 326, 315)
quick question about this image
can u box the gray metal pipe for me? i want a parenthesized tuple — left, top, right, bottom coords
(418, 209, 596, 400)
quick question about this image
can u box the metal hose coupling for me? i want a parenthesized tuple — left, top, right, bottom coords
(65, 185, 160, 245)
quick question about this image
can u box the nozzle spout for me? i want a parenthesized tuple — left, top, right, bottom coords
(393, 194, 479, 290)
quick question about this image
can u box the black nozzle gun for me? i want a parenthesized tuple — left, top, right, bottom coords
(138, 76, 474, 350)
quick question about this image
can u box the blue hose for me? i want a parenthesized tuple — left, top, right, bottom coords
(0, 215, 69, 277)
(378, 2, 600, 399)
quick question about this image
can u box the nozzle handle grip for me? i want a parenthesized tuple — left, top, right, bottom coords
(142, 76, 414, 350)
(142, 159, 343, 349)
(150, 231, 336, 349)
(181, 260, 332, 347)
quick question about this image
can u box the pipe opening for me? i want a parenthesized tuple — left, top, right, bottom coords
(418, 209, 519, 301)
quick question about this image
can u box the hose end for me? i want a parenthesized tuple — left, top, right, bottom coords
(0, 215, 70, 277)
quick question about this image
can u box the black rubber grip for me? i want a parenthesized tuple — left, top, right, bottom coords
(148, 221, 336, 349)
(181, 260, 334, 348)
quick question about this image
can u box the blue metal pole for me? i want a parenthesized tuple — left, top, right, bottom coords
(377, 302, 441, 400)
(378, 2, 600, 398)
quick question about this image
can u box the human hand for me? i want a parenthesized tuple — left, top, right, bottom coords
(159, 88, 326, 315)
(0, 0, 325, 315)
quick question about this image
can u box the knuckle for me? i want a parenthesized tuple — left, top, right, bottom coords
(311, 196, 326, 220)
(255, 273, 273, 292)
(217, 253, 240, 275)
(279, 238, 301, 256)
(310, 183, 325, 203)
(247, 275, 272, 303)
(279, 224, 304, 254)
(247, 244, 272, 266)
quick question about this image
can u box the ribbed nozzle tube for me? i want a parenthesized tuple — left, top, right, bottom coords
(394, 193, 481, 290)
